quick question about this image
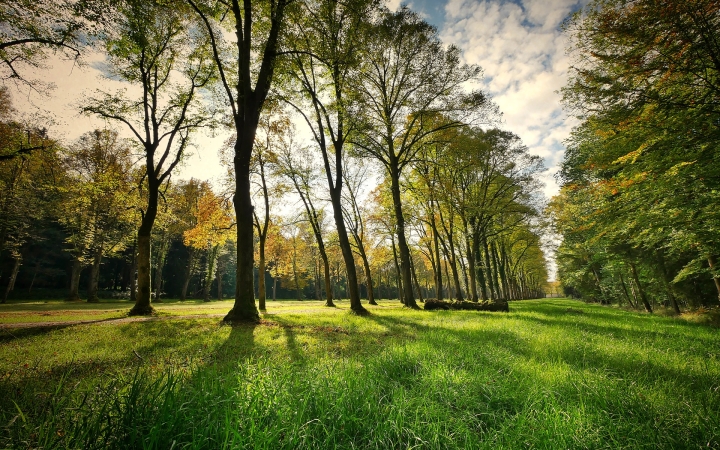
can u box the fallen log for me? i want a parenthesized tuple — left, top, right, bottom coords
(424, 299, 509, 312)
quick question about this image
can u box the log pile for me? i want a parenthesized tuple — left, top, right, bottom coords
(423, 299, 509, 312)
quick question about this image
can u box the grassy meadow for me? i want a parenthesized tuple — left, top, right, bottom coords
(1, 298, 719, 449)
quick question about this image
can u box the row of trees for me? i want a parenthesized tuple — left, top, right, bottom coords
(551, 0, 720, 312)
(1, 0, 550, 319)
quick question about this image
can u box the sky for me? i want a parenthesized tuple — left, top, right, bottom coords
(10, 0, 587, 200)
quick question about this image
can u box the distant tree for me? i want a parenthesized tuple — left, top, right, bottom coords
(58, 129, 135, 302)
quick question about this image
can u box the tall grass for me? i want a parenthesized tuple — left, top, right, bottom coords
(1, 299, 719, 449)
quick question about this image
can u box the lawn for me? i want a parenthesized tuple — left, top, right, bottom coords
(1, 299, 718, 449)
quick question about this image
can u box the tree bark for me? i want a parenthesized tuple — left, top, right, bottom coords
(225, 134, 259, 322)
(67, 257, 83, 302)
(130, 179, 160, 315)
(389, 161, 418, 308)
(630, 262, 652, 313)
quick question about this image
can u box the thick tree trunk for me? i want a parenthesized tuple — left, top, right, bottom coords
(67, 257, 83, 301)
(630, 262, 652, 313)
(226, 136, 259, 322)
(389, 162, 418, 308)
(2, 255, 20, 303)
(130, 181, 159, 316)
(87, 249, 102, 303)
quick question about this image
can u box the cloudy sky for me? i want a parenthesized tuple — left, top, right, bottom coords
(390, 0, 588, 198)
(12, 0, 587, 198)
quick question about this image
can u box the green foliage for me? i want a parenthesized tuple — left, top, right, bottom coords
(555, 0, 720, 308)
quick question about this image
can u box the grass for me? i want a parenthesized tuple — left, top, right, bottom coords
(1, 298, 719, 449)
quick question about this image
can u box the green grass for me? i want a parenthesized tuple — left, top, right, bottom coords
(1, 299, 719, 449)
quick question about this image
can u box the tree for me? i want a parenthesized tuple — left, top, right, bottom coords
(84, 0, 215, 315)
(0, 0, 107, 92)
(351, 7, 489, 308)
(275, 142, 336, 307)
(281, 0, 381, 314)
(184, 189, 234, 302)
(556, 0, 720, 310)
(186, 0, 294, 322)
(58, 129, 135, 302)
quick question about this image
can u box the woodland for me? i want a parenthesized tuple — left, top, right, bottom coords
(0, 0, 548, 315)
(551, 0, 720, 313)
(2, 0, 720, 449)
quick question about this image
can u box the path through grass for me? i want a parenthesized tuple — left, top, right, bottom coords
(1, 299, 718, 448)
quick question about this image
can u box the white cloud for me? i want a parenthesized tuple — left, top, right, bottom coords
(441, 0, 586, 199)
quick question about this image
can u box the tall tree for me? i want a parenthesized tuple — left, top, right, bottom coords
(186, 0, 294, 322)
(84, 0, 215, 315)
(351, 7, 489, 308)
(281, 0, 381, 314)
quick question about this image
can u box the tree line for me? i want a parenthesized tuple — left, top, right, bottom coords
(0, 0, 549, 318)
(551, 0, 720, 312)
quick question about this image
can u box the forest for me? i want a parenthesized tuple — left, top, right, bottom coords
(551, 0, 720, 313)
(2, 0, 720, 449)
(0, 0, 549, 315)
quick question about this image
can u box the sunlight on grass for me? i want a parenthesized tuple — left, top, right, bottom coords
(1, 299, 719, 449)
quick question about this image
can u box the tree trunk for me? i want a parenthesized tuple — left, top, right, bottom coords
(630, 262, 652, 313)
(466, 232, 478, 301)
(203, 245, 218, 302)
(472, 227, 488, 300)
(129, 245, 137, 302)
(619, 272, 636, 308)
(431, 213, 443, 300)
(482, 235, 495, 299)
(359, 245, 376, 305)
(226, 135, 259, 322)
(67, 257, 83, 302)
(2, 255, 21, 303)
(391, 233, 403, 303)
(329, 190, 363, 312)
(389, 162, 418, 308)
(87, 249, 102, 303)
(129, 175, 162, 316)
(258, 235, 267, 310)
(708, 256, 720, 307)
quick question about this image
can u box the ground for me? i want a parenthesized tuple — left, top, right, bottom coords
(1, 298, 719, 449)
